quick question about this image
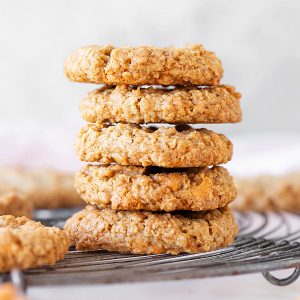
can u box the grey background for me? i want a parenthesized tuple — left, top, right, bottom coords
(0, 0, 299, 136)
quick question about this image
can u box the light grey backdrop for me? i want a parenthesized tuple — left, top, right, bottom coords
(0, 0, 299, 136)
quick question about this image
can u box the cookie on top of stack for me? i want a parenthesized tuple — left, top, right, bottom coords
(64, 44, 242, 255)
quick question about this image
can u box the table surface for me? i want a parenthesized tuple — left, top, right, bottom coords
(28, 272, 300, 300)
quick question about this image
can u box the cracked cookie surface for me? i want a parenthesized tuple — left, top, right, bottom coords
(0, 215, 70, 272)
(64, 44, 223, 85)
(64, 205, 238, 255)
(81, 85, 242, 124)
(75, 164, 237, 211)
(75, 124, 233, 168)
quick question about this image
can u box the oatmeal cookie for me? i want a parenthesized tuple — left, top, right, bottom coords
(0, 193, 33, 218)
(232, 173, 300, 213)
(64, 205, 238, 255)
(75, 164, 237, 211)
(64, 44, 223, 85)
(81, 85, 241, 124)
(0, 166, 84, 209)
(75, 124, 233, 168)
(0, 215, 70, 272)
(0, 283, 27, 300)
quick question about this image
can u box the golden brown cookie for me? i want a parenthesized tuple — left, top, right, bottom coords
(76, 124, 233, 168)
(64, 205, 238, 255)
(75, 164, 237, 211)
(232, 173, 300, 213)
(0, 283, 27, 300)
(64, 44, 223, 85)
(0, 193, 33, 218)
(81, 85, 242, 124)
(0, 166, 84, 209)
(0, 215, 70, 272)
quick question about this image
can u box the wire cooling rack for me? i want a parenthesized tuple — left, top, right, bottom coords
(1, 209, 300, 290)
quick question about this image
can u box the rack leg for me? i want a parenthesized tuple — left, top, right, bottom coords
(262, 267, 300, 286)
(11, 269, 27, 294)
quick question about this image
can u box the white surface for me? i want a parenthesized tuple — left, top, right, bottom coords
(228, 133, 300, 176)
(29, 273, 300, 300)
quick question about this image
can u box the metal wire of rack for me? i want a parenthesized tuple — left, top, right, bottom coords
(1, 209, 300, 290)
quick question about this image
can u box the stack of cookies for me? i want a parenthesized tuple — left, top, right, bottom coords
(64, 44, 242, 255)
